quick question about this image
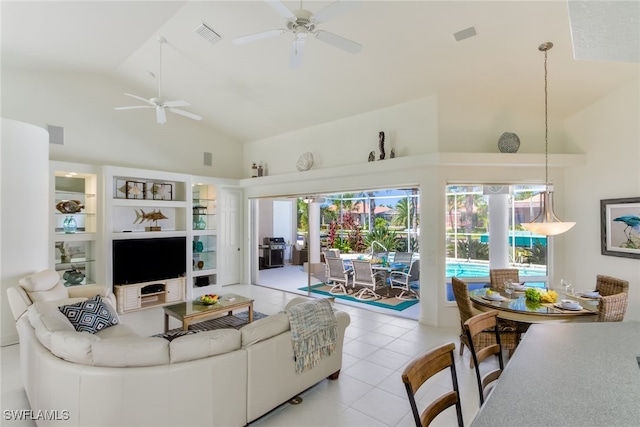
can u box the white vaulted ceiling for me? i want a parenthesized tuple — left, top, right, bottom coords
(2, 0, 639, 143)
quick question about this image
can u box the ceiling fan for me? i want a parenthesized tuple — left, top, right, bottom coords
(233, 0, 363, 68)
(114, 36, 202, 124)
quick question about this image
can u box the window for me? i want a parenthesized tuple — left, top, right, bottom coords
(298, 188, 420, 254)
(445, 184, 549, 301)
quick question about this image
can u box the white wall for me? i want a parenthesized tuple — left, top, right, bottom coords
(564, 77, 640, 321)
(1, 119, 50, 345)
(1, 67, 244, 178)
(243, 97, 439, 176)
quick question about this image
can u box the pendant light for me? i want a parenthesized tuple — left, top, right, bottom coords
(521, 42, 575, 236)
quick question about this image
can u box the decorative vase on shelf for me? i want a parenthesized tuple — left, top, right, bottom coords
(63, 267, 84, 286)
(196, 218, 206, 230)
(498, 132, 520, 153)
(63, 216, 77, 234)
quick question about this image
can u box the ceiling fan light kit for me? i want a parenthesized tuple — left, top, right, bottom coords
(233, 0, 363, 68)
(521, 42, 576, 236)
(114, 36, 203, 124)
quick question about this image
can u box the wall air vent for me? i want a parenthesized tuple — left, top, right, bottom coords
(194, 22, 222, 45)
(454, 26, 477, 42)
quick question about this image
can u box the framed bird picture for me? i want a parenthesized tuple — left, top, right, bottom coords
(600, 197, 640, 259)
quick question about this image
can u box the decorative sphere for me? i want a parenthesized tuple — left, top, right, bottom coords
(498, 132, 520, 153)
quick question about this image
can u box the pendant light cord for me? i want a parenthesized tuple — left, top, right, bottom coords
(544, 46, 549, 192)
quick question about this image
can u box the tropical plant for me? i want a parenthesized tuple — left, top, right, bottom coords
(364, 226, 399, 252)
(528, 241, 547, 265)
(456, 238, 489, 260)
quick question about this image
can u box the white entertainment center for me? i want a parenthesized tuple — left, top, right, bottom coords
(50, 162, 240, 313)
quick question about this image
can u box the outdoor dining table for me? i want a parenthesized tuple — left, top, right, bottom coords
(371, 262, 409, 296)
(469, 288, 598, 323)
(470, 321, 640, 427)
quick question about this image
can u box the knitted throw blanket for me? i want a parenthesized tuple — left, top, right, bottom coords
(285, 298, 338, 374)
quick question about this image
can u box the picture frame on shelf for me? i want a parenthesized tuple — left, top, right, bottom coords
(125, 180, 145, 199)
(148, 182, 173, 200)
(600, 197, 640, 259)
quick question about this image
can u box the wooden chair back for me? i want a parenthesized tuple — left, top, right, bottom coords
(401, 342, 463, 427)
(464, 310, 505, 406)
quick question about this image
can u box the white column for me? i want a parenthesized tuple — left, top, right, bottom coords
(488, 193, 510, 269)
(1, 119, 49, 345)
(308, 201, 321, 264)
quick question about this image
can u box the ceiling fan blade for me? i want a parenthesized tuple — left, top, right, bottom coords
(289, 37, 306, 69)
(114, 106, 154, 110)
(313, 0, 361, 24)
(169, 108, 203, 121)
(123, 93, 153, 105)
(314, 30, 362, 54)
(233, 29, 286, 44)
(163, 100, 190, 108)
(156, 107, 166, 124)
(265, 0, 296, 20)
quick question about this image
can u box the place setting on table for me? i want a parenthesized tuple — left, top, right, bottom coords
(469, 280, 598, 321)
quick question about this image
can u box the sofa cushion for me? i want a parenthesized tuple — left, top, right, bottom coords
(19, 269, 61, 292)
(59, 295, 119, 334)
(50, 331, 101, 365)
(170, 329, 242, 363)
(91, 337, 170, 367)
(94, 323, 139, 339)
(240, 312, 290, 347)
(28, 302, 76, 350)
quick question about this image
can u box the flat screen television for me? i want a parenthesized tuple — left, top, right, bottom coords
(112, 237, 186, 285)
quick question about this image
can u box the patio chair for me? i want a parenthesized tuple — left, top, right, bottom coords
(392, 251, 413, 264)
(324, 256, 353, 295)
(389, 260, 420, 300)
(351, 259, 386, 300)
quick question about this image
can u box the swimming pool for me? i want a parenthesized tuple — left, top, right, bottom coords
(445, 262, 546, 301)
(446, 262, 546, 278)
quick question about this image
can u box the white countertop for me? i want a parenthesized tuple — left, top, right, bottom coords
(471, 321, 640, 427)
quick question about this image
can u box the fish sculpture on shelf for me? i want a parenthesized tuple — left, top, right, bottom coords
(133, 209, 168, 224)
(55, 199, 84, 213)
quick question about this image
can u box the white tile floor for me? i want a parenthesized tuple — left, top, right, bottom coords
(0, 283, 497, 427)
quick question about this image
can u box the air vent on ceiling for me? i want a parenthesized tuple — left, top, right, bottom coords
(454, 26, 477, 42)
(194, 22, 222, 45)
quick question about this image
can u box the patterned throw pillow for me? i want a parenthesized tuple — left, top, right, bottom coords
(59, 295, 119, 334)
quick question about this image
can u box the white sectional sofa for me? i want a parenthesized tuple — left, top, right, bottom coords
(6, 270, 350, 427)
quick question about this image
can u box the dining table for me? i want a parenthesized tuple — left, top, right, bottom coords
(371, 262, 409, 296)
(470, 321, 640, 427)
(469, 287, 598, 323)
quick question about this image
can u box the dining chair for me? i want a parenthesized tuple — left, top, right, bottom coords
(389, 259, 420, 300)
(401, 342, 464, 427)
(324, 256, 352, 295)
(595, 275, 629, 296)
(489, 268, 519, 290)
(464, 310, 505, 406)
(451, 277, 519, 367)
(597, 292, 628, 322)
(351, 259, 386, 300)
(392, 251, 413, 264)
